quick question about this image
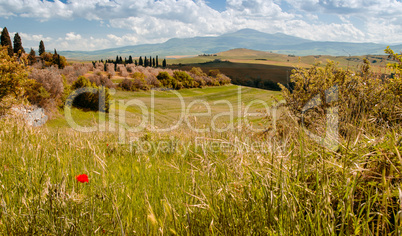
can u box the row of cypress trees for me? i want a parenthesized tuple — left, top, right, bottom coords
(1, 27, 25, 57)
(1, 26, 47, 58)
(94, 55, 167, 68)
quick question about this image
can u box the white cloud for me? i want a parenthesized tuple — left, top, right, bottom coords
(65, 32, 82, 41)
(1, 0, 402, 51)
(16, 32, 52, 48)
(12, 31, 111, 51)
(107, 34, 139, 46)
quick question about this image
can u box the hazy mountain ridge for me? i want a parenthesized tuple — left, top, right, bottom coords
(59, 29, 402, 60)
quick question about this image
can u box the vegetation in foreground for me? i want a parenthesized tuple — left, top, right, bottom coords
(1, 106, 401, 234)
(1, 38, 402, 234)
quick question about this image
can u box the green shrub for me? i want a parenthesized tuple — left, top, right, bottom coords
(190, 67, 207, 77)
(0, 46, 28, 102)
(208, 69, 220, 77)
(173, 71, 197, 88)
(157, 71, 182, 90)
(119, 77, 149, 91)
(0, 46, 28, 114)
(24, 79, 50, 107)
(131, 71, 146, 80)
(67, 76, 111, 112)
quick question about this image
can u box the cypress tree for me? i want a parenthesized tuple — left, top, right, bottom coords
(156, 56, 159, 67)
(119, 56, 123, 64)
(28, 48, 36, 65)
(53, 49, 60, 67)
(128, 55, 133, 64)
(115, 55, 119, 64)
(139, 56, 143, 66)
(162, 58, 167, 68)
(135, 60, 138, 66)
(145, 57, 148, 67)
(39, 40, 45, 55)
(153, 58, 156, 67)
(1, 27, 13, 57)
(149, 56, 152, 67)
(13, 33, 25, 55)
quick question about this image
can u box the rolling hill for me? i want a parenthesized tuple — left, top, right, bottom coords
(60, 28, 402, 60)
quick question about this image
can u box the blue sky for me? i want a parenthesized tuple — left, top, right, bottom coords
(1, 0, 401, 51)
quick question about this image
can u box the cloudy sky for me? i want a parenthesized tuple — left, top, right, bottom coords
(1, 0, 402, 51)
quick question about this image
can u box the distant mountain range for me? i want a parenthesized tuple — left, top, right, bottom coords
(59, 28, 402, 60)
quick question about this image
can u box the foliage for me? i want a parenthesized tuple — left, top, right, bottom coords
(207, 69, 231, 85)
(0, 46, 28, 104)
(119, 77, 149, 91)
(279, 60, 402, 136)
(208, 69, 220, 77)
(139, 56, 143, 66)
(38, 52, 63, 69)
(27, 67, 64, 112)
(61, 63, 93, 84)
(23, 79, 51, 108)
(157, 71, 183, 90)
(13, 32, 25, 56)
(0, 27, 13, 57)
(385, 46, 402, 75)
(27, 48, 36, 65)
(173, 71, 197, 88)
(39, 40, 45, 56)
(0, 108, 401, 234)
(68, 76, 111, 112)
(156, 55, 159, 67)
(216, 73, 231, 85)
(39, 51, 68, 69)
(53, 50, 68, 69)
(89, 74, 115, 89)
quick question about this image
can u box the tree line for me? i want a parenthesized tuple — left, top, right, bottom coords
(93, 55, 167, 70)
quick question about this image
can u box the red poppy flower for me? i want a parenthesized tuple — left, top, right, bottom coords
(75, 174, 89, 183)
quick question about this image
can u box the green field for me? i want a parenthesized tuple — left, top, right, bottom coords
(49, 85, 281, 133)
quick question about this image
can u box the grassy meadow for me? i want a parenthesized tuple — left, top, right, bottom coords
(1, 81, 402, 235)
